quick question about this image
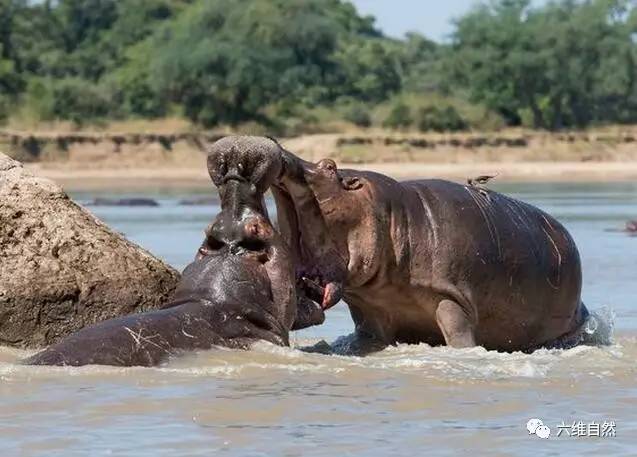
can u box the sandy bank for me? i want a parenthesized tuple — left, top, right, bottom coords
(24, 161, 637, 191)
(5, 129, 637, 190)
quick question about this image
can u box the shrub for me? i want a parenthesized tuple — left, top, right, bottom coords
(417, 105, 467, 132)
(0, 95, 8, 124)
(53, 79, 116, 124)
(382, 103, 412, 129)
(21, 78, 117, 126)
(112, 75, 165, 118)
(343, 103, 371, 127)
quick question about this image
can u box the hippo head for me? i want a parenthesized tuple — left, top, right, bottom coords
(303, 159, 364, 196)
(272, 155, 375, 308)
(171, 244, 295, 346)
(194, 207, 298, 340)
(205, 136, 349, 312)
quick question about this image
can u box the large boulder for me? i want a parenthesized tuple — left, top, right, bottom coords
(0, 153, 180, 348)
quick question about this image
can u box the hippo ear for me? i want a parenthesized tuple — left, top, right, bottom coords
(342, 176, 363, 191)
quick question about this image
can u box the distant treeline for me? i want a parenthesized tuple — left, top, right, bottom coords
(0, 0, 636, 133)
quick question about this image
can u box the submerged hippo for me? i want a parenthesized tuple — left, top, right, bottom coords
(25, 212, 324, 367)
(206, 136, 594, 353)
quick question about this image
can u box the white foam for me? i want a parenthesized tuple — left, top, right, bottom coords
(0, 326, 633, 382)
(581, 306, 616, 346)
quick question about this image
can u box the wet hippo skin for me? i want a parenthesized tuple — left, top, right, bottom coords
(278, 154, 591, 352)
(205, 136, 593, 353)
(25, 198, 324, 367)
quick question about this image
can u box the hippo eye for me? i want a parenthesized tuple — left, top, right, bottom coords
(318, 159, 337, 172)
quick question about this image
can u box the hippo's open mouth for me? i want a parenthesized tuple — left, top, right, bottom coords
(204, 135, 347, 312)
(271, 165, 347, 310)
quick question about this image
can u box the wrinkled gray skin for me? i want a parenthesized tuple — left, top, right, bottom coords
(208, 136, 591, 353)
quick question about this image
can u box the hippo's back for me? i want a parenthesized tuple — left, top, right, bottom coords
(401, 179, 584, 350)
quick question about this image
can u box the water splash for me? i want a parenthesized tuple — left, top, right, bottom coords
(0, 325, 631, 383)
(580, 306, 615, 346)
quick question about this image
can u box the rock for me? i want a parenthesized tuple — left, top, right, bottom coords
(0, 153, 180, 348)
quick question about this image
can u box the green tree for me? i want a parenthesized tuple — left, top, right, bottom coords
(397, 32, 447, 94)
(0, 1, 28, 112)
(334, 39, 402, 102)
(2, 0, 635, 131)
(448, 0, 637, 129)
(146, 0, 384, 126)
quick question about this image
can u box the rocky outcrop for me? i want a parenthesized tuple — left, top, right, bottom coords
(0, 153, 180, 348)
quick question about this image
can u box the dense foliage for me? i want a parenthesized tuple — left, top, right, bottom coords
(0, 0, 636, 131)
(449, 0, 637, 129)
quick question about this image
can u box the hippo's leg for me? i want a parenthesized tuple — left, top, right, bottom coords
(435, 300, 476, 348)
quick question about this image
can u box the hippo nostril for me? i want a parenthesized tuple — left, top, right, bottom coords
(203, 236, 225, 252)
(238, 239, 266, 252)
(227, 239, 267, 256)
(341, 176, 363, 191)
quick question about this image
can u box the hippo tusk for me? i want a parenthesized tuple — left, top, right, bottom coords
(300, 276, 343, 310)
(321, 282, 343, 310)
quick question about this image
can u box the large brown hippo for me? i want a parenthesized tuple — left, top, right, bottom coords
(206, 136, 595, 353)
(25, 177, 324, 367)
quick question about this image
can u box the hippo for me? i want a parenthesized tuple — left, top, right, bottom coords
(198, 136, 327, 333)
(626, 220, 637, 233)
(206, 136, 595, 353)
(25, 210, 324, 367)
(206, 136, 347, 311)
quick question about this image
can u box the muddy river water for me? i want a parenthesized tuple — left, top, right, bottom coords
(1, 182, 635, 456)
